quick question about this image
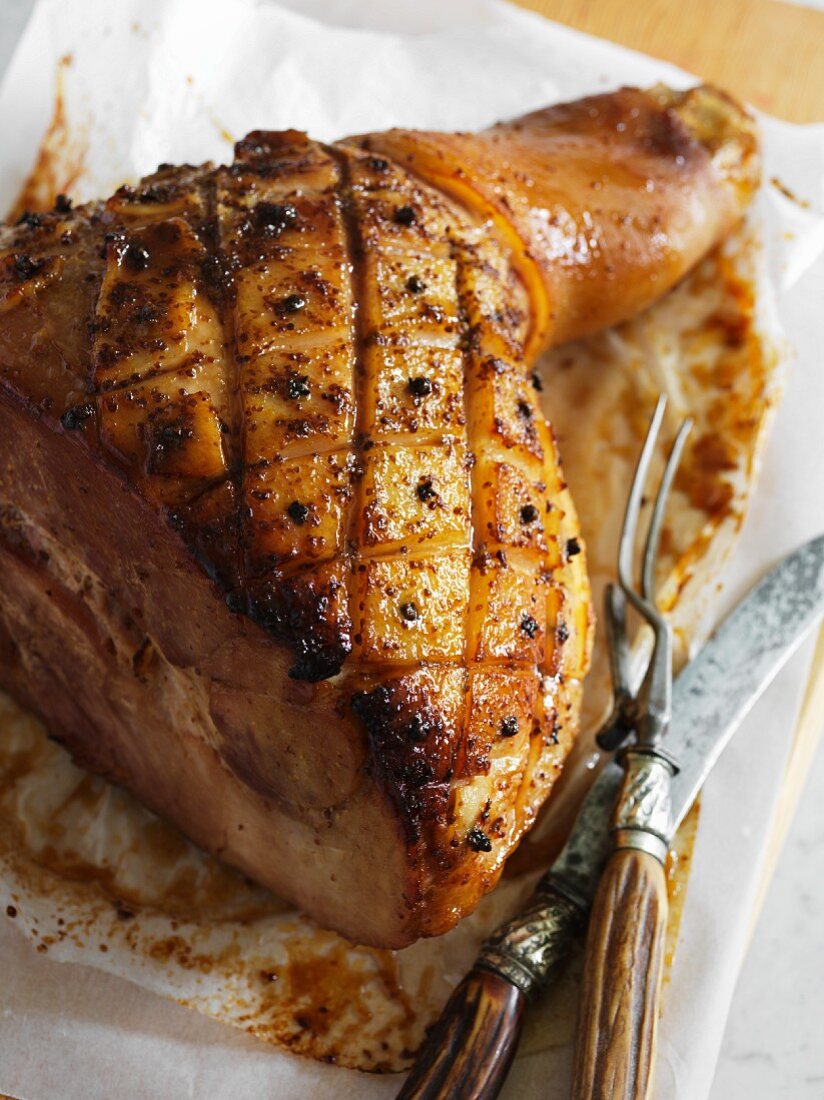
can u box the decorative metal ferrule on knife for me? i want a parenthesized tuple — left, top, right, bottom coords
(475, 874, 588, 997)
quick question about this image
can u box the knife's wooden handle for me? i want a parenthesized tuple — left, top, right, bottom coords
(397, 967, 525, 1100)
(571, 846, 668, 1100)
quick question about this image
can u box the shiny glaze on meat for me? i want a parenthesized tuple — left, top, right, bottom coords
(0, 84, 758, 946)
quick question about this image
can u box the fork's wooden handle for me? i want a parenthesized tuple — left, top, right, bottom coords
(397, 968, 525, 1100)
(572, 846, 669, 1100)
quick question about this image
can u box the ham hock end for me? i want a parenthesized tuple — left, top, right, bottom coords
(0, 85, 758, 947)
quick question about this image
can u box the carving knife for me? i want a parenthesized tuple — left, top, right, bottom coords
(397, 534, 824, 1100)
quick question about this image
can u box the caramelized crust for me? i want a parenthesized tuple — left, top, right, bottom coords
(0, 85, 758, 945)
(361, 84, 759, 354)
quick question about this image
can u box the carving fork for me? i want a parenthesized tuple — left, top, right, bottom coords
(571, 395, 691, 1100)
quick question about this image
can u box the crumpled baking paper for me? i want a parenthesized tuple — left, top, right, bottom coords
(0, 1, 823, 1098)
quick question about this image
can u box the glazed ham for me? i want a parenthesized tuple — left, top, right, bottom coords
(0, 85, 757, 947)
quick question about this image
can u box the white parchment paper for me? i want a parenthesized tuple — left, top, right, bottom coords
(0, 1, 822, 1098)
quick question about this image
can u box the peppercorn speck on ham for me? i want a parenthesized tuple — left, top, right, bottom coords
(0, 83, 758, 947)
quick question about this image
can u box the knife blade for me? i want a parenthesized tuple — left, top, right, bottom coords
(397, 534, 824, 1100)
(552, 531, 824, 905)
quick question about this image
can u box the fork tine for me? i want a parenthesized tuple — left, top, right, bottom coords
(595, 394, 693, 754)
(617, 394, 667, 602)
(640, 417, 693, 601)
(604, 582, 630, 700)
(596, 583, 635, 751)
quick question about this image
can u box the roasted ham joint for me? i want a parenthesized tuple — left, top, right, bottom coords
(0, 84, 757, 947)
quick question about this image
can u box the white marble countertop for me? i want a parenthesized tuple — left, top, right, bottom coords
(0, 1, 821, 1097)
(709, 737, 824, 1099)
